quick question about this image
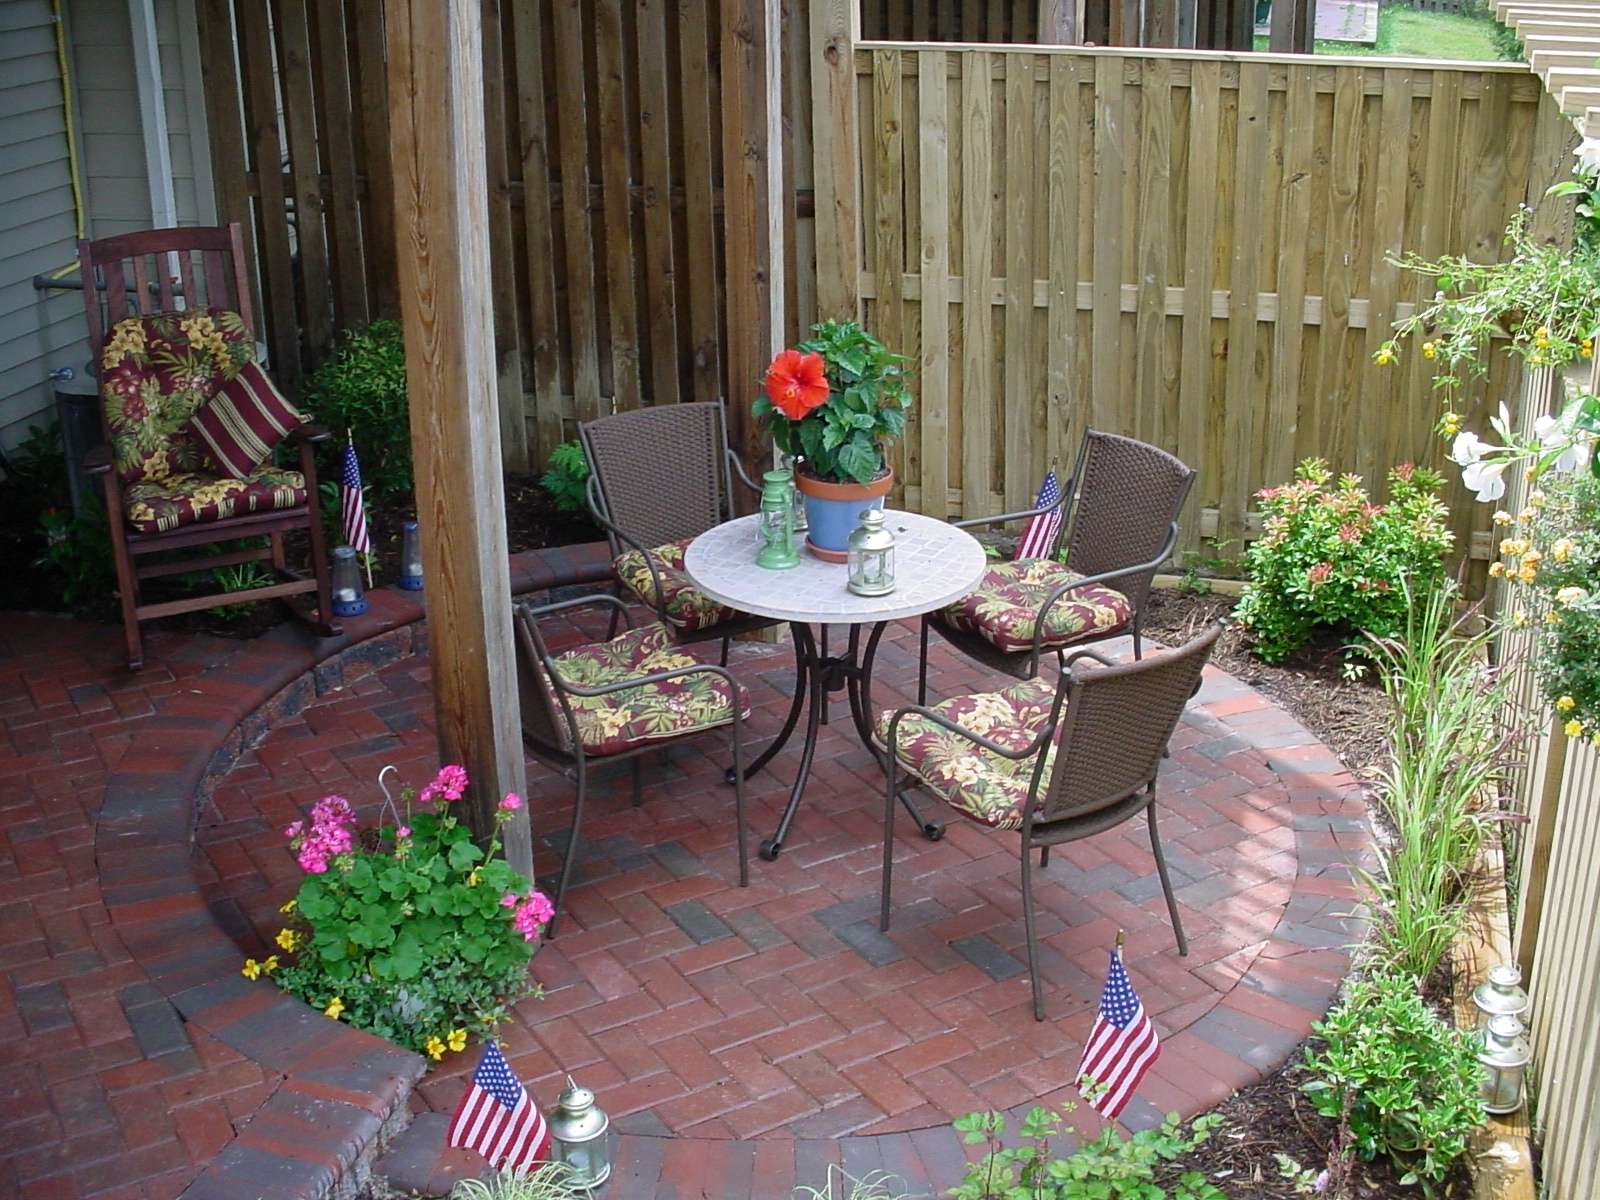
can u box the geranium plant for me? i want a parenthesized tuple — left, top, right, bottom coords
(1234, 459, 1454, 663)
(751, 319, 912, 485)
(247, 765, 551, 1060)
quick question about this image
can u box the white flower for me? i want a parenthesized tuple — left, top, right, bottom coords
(1575, 136, 1600, 174)
(1461, 459, 1507, 502)
(1490, 403, 1514, 443)
(1556, 586, 1588, 607)
(1450, 431, 1492, 466)
(1534, 414, 1585, 474)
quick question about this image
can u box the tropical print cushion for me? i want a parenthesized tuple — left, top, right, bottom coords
(613, 539, 736, 632)
(546, 622, 749, 756)
(99, 309, 256, 485)
(936, 559, 1132, 655)
(873, 679, 1058, 830)
(124, 468, 307, 535)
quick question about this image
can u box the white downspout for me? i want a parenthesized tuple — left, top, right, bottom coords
(128, 0, 178, 231)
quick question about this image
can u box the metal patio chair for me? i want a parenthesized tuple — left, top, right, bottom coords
(580, 401, 779, 661)
(878, 622, 1221, 1020)
(513, 594, 751, 934)
(918, 430, 1195, 703)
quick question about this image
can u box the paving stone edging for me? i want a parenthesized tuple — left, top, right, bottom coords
(91, 544, 613, 1200)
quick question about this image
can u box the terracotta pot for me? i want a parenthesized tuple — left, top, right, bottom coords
(794, 465, 894, 558)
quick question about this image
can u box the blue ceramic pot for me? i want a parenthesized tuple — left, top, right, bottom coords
(795, 466, 894, 557)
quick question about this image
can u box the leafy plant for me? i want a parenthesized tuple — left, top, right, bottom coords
(752, 319, 913, 485)
(950, 1105, 1225, 1200)
(1234, 459, 1455, 662)
(2, 422, 70, 504)
(261, 766, 551, 1058)
(451, 1164, 588, 1200)
(540, 440, 591, 515)
(37, 505, 116, 616)
(1514, 472, 1600, 739)
(302, 320, 411, 502)
(1303, 972, 1486, 1195)
(208, 561, 273, 621)
(1548, 159, 1600, 252)
(793, 1167, 910, 1200)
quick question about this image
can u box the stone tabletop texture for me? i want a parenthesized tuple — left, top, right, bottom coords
(683, 508, 988, 625)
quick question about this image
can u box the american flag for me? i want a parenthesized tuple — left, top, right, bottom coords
(447, 1041, 551, 1174)
(340, 437, 370, 555)
(1015, 469, 1063, 560)
(1074, 948, 1160, 1119)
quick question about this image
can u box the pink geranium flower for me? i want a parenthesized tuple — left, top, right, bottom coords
(499, 793, 523, 812)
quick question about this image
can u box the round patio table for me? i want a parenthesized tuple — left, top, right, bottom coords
(683, 509, 987, 860)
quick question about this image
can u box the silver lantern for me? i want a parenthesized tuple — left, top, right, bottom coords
(846, 508, 896, 596)
(1472, 963, 1529, 1033)
(330, 545, 369, 617)
(1478, 1013, 1531, 1115)
(547, 1076, 610, 1187)
(398, 520, 424, 591)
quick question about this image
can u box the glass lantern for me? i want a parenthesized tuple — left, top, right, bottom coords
(756, 469, 800, 570)
(1472, 963, 1529, 1033)
(1478, 1013, 1531, 1114)
(548, 1076, 611, 1188)
(397, 520, 423, 591)
(330, 545, 368, 616)
(781, 453, 807, 533)
(847, 508, 896, 596)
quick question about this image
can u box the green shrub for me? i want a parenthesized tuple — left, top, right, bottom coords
(540, 440, 591, 515)
(1518, 473, 1600, 740)
(1303, 972, 1485, 1195)
(1234, 459, 1454, 662)
(950, 1105, 1224, 1200)
(451, 1165, 587, 1200)
(302, 320, 411, 502)
(37, 505, 116, 616)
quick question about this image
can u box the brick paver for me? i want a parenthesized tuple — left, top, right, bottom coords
(0, 552, 1374, 1198)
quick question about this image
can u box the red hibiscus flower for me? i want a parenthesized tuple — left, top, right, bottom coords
(764, 350, 829, 421)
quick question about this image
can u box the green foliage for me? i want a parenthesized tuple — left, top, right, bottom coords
(540, 440, 591, 515)
(450, 1164, 587, 1200)
(1303, 973, 1486, 1195)
(302, 320, 411, 502)
(3, 422, 70, 503)
(208, 561, 273, 621)
(1234, 459, 1454, 662)
(1548, 162, 1600, 253)
(1359, 581, 1506, 980)
(950, 1105, 1225, 1200)
(753, 320, 912, 485)
(270, 773, 548, 1057)
(37, 505, 116, 616)
(1525, 474, 1600, 735)
(793, 1167, 910, 1200)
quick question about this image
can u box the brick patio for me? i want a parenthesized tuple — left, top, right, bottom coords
(0, 564, 1374, 1198)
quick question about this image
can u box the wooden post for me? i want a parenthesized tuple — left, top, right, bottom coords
(1037, 0, 1080, 43)
(1268, 0, 1314, 53)
(722, 0, 787, 487)
(810, 0, 861, 323)
(385, 0, 531, 878)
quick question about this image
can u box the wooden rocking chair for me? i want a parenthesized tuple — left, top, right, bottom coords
(78, 224, 339, 670)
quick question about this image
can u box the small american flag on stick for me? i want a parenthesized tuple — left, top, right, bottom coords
(1074, 938, 1160, 1119)
(340, 431, 371, 584)
(1014, 467, 1064, 561)
(447, 1041, 551, 1174)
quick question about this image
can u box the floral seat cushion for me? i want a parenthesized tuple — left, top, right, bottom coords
(613, 539, 737, 632)
(124, 468, 307, 534)
(873, 679, 1058, 830)
(936, 559, 1132, 655)
(547, 623, 750, 757)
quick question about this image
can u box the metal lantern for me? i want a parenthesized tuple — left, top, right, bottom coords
(1478, 1013, 1531, 1114)
(756, 469, 800, 570)
(398, 520, 424, 591)
(329, 545, 369, 616)
(782, 453, 807, 533)
(847, 508, 896, 596)
(548, 1075, 611, 1188)
(1472, 963, 1530, 1033)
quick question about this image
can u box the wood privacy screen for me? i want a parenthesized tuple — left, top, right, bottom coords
(834, 44, 1573, 566)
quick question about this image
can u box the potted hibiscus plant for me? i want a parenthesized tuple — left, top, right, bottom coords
(753, 320, 912, 556)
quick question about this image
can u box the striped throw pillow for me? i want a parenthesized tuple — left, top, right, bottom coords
(185, 361, 305, 479)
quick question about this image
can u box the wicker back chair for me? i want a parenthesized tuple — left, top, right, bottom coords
(580, 401, 775, 652)
(918, 429, 1196, 700)
(879, 623, 1222, 1019)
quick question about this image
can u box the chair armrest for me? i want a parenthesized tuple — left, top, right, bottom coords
(287, 422, 333, 445)
(545, 659, 742, 702)
(882, 702, 1055, 762)
(1029, 522, 1180, 660)
(726, 448, 764, 496)
(952, 495, 1067, 533)
(520, 592, 636, 631)
(1062, 648, 1118, 671)
(84, 444, 113, 476)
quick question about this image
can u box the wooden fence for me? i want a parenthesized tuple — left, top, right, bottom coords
(819, 39, 1574, 570)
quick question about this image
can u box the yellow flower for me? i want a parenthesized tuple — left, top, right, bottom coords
(1492, 510, 1513, 526)
(279, 898, 297, 914)
(1545, 611, 1562, 626)
(1529, 491, 1546, 507)
(1488, 562, 1506, 578)
(1374, 348, 1395, 366)
(467, 868, 482, 887)
(262, 955, 280, 974)
(1525, 467, 1539, 482)
(1583, 339, 1594, 359)
(274, 928, 299, 952)
(1552, 538, 1575, 562)
(1533, 326, 1551, 347)
(1564, 718, 1584, 738)
(1557, 695, 1577, 712)
(1499, 538, 1518, 556)
(1522, 550, 1542, 566)
(1422, 341, 1437, 359)
(447, 1028, 468, 1052)
(324, 997, 346, 1020)
(1517, 508, 1536, 524)
(1512, 611, 1528, 628)
(1519, 565, 1538, 584)
(241, 958, 261, 980)
(1441, 419, 1460, 436)
(425, 1036, 446, 1061)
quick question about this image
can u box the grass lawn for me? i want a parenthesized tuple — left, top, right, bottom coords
(1255, 5, 1521, 61)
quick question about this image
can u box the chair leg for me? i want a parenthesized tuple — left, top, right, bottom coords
(549, 759, 590, 937)
(1132, 613, 1144, 661)
(1040, 845, 1050, 868)
(270, 531, 287, 574)
(731, 722, 748, 887)
(917, 615, 931, 705)
(103, 476, 143, 671)
(879, 753, 898, 932)
(630, 757, 643, 807)
(1021, 837, 1045, 1021)
(719, 634, 731, 667)
(1148, 797, 1187, 956)
(606, 584, 623, 640)
(300, 444, 339, 636)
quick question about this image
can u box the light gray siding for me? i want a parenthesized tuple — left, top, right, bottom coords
(0, 0, 85, 454)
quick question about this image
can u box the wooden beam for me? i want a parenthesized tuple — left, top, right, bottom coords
(1037, 0, 1080, 43)
(721, 0, 786, 488)
(810, 0, 862, 322)
(385, 0, 531, 876)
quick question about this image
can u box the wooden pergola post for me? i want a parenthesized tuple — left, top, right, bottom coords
(810, 0, 861, 323)
(721, 0, 787, 485)
(385, 0, 531, 878)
